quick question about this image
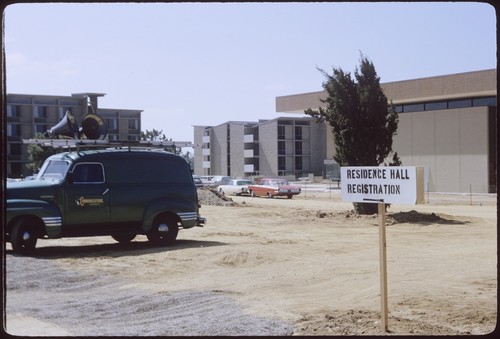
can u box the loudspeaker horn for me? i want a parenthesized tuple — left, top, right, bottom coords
(44, 111, 80, 139)
(80, 113, 107, 140)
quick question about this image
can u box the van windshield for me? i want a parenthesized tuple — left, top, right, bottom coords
(37, 160, 72, 181)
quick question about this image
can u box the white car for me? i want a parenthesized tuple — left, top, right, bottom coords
(199, 176, 213, 186)
(211, 175, 231, 186)
(217, 179, 254, 196)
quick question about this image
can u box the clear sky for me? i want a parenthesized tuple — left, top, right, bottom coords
(4, 2, 497, 143)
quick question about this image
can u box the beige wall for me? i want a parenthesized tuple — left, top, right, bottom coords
(393, 107, 489, 193)
(458, 108, 489, 193)
(435, 110, 460, 192)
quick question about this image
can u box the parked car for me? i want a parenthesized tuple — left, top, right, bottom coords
(248, 178, 301, 199)
(217, 178, 254, 196)
(199, 176, 213, 186)
(211, 175, 231, 186)
(192, 175, 204, 188)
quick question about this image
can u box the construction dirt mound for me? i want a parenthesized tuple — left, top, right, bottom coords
(197, 187, 238, 206)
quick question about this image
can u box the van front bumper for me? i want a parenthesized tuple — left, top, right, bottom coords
(196, 216, 206, 227)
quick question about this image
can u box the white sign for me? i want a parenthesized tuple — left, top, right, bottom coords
(341, 166, 424, 205)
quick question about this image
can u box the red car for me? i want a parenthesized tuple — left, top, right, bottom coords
(248, 178, 301, 199)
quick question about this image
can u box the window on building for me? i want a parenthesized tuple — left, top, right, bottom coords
(106, 118, 118, 130)
(128, 119, 139, 130)
(7, 124, 21, 137)
(35, 106, 47, 118)
(448, 99, 472, 109)
(425, 101, 448, 111)
(403, 103, 424, 113)
(278, 156, 285, 170)
(278, 141, 285, 155)
(7, 105, 20, 117)
(295, 156, 303, 170)
(295, 126, 302, 140)
(295, 141, 302, 155)
(278, 125, 285, 139)
(473, 97, 496, 107)
(10, 143, 21, 156)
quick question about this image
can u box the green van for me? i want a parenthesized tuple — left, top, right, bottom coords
(6, 148, 206, 254)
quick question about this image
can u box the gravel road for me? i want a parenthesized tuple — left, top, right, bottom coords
(6, 254, 293, 336)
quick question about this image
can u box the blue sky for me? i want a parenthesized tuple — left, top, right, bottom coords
(4, 2, 496, 143)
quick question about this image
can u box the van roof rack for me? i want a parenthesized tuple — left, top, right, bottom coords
(23, 139, 193, 151)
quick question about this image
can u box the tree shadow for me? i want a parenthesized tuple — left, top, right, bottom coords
(6, 238, 227, 259)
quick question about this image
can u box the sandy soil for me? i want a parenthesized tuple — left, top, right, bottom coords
(4, 188, 497, 336)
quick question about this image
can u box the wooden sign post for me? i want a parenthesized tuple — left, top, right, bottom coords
(340, 166, 424, 332)
(378, 202, 388, 332)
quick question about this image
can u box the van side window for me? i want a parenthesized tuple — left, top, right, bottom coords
(72, 163, 105, 183)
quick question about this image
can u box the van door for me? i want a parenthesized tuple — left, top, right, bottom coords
(63, 162, 111, 236)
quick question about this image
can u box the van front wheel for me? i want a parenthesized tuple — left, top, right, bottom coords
(11, 218, 39, 254)
(147, 216, 179, 245)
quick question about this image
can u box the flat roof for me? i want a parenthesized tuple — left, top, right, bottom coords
(276, 68, 497, 113)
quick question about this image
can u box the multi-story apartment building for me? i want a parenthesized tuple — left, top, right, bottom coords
(194, 69, 496, 194)
(6, 92, 142, 178)
(194, 121, 259, 178)
(193, 116, 327, 179)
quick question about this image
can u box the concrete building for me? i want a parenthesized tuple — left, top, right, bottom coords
(6, 92, 142, 178)
(193, 116, 327, 179)
(276, 69, 497, 193)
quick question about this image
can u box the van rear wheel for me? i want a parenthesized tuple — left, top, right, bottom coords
(147, 216, 178, 245)
(11, 219, 38, 254)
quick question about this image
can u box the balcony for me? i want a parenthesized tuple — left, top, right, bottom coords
(244, 164, 254, 173)
(244, 134, 254, 143)
(7, 116, 20, 123)
(34, 117, 47, 123)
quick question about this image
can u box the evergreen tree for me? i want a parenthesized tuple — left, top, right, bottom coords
(25, 133, 56, 175)
(141, 129, 181, 154)
(305, 55, 399, 214)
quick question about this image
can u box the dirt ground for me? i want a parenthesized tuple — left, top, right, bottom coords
(4, 188, 497, 336)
